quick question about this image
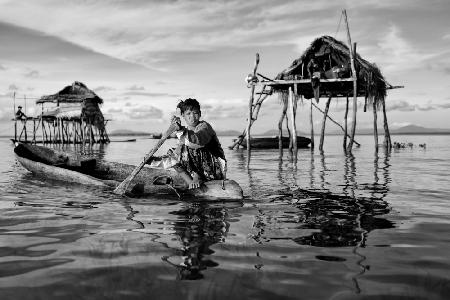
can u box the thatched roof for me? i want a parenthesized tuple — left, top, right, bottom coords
(36, 81, 103, 104)
(272, 35, 392, 105)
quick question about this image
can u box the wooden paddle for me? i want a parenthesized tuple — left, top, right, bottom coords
(113, 122, 179, 195)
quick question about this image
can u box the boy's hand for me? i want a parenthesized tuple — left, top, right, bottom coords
(168, 116, 182, 132)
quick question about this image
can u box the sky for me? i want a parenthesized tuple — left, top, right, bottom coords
(0, 0, 449, 136)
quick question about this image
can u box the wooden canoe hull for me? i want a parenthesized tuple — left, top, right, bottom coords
(14, 144, 244, 201)
(236, 136, 311, 149)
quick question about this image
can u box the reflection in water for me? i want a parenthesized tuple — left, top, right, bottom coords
(251, 151, 394, 248)
(162, 203, 230, 280)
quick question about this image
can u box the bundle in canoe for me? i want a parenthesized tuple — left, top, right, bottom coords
(234, 136, 311, 149)
(13, 143, 243, 201)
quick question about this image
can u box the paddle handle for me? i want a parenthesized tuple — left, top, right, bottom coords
(113, 124, 178, 195)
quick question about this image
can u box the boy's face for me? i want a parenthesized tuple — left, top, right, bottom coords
(182, 108, 201, 127)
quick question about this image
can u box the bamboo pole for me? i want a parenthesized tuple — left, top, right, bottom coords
(32, 119, 36, 144)
(343, 9, 358, 152)
(246, 53, 260, 165)
(373, 100, 378, 152)
(319, 95, 332, 151)
(346, 42, 358, 153)
(24, 120, 27, 142)
(310, 100, 314, 150)
(343, 95, 349, 151)
(278, 100, 288, 152)
(381, 99, 392, 149)
(293, 79, 299, 154)
(41, 104, 45, 144)
(288, 86, 298, 157)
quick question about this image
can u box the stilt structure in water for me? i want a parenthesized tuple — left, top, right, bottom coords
(229, 10, 403, 158)
(13, 81, 110, 145)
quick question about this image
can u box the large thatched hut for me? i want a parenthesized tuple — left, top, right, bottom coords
(230, 34, 401, 157)
(272, 35, 391, 105)
(35, 81, 109, 144)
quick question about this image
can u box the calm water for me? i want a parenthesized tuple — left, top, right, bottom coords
(0, 134, 449, 300)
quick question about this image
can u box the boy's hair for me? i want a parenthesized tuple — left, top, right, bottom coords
(177, 98, 201, 114)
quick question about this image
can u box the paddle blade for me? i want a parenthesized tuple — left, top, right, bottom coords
(113, 177, 133, 195)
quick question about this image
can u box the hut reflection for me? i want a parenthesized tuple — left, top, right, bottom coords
(162, 203, 230, 280)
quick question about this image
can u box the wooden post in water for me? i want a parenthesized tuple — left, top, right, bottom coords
(246, 53, 260, 165)
(288, 86, 298, 159)
(347, 42, 358, 153)
(319, 95, 332, 151)
(343, 95, 349, 152)
(381, 99, 392, 149)
(373, 100, 378, 152)
(343, 10, 358, 153)
(41, 104, 45, 144)
(310, 100, 315, 151)
(278, 99, 288, 152)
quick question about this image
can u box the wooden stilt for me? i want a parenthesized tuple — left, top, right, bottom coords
(381, 99, 392, 149)
(278, 98, 288, 152)
(346, 42, 358, 153)
(310, 100, 315, 150)
(81, 121, 86, 148)
(319, 95, 332, 151)
(24, 121, 27, 142)
(373, 100, 378, 152)
(343, 95, 349, 152)
(246, 53, 260, 165)
(288, 86, 297, 157)
(88, 123, 93, 146)
(343, 10, 358, 153)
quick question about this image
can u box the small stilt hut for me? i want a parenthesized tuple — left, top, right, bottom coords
(230, 11, 402, 157)
(14, 81, 110, 145)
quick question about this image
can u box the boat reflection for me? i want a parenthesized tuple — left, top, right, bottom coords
(162, 202, 231, 280)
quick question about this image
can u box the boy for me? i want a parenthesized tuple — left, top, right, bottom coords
(149, 98, 226, 189)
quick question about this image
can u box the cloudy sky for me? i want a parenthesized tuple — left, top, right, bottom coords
(0, 0, 449, 135)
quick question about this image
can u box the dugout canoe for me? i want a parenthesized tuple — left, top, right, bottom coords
(234, 136, 311, 149)
(14, 143, 243, 201)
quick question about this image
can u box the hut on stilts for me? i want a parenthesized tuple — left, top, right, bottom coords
(229, 10, 402, 159)
(14, 81, 110, 146)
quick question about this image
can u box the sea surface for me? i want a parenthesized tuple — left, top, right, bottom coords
(0, 134, 449, 300)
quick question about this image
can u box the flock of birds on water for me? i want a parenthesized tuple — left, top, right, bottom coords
(392, 141, 426, 149)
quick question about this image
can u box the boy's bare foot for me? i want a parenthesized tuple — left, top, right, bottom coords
(189, 173, 202, 189)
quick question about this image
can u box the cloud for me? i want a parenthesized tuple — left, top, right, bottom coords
(122, 91, 180, 98)
(94, 86, 115, 92)
(128, 85, 145, 91)
(385, 100, 450, 112)
(372, 24, 444, 73)
(8, 84, 19, 91)
(437, 103, 450, 109)
(24, 70, 39, 78)
(107, 107, 123, 114)
(203, 104, 248, 120)
(0, 64, 6, 70)
(123, 105, 164, 120)
(387, 100, 416, 112)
